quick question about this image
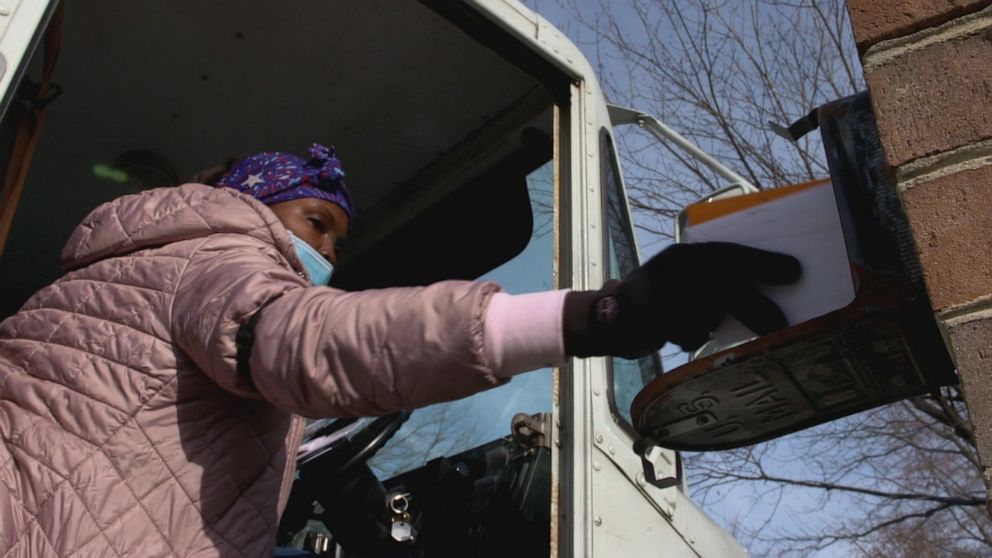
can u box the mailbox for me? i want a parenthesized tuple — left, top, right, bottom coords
(631, 92, 957, 451)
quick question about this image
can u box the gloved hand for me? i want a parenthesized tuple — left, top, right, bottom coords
(562, 242, 801, 358)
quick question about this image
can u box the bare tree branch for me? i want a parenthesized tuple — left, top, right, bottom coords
(714, 468, 985, 507)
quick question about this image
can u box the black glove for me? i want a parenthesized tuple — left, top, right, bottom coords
(562, 242, 802, 359)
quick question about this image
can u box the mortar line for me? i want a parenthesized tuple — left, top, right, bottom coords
(863, 4, 992, 70)
(939, 295, 992, 325)
(897, 141, 992, 192)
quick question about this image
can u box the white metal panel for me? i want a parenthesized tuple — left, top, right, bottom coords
(467, 0, 593, 82)
(0, 0, 50, 116)
(589, 452, 749, 557)
(554, 27, 748, 558)
(0, 0, 23, 40)
(587, 84, 749, 558)
(590, 383, 749, 557)
(591, 457, 698, 557)
(560, 76, 598, 558)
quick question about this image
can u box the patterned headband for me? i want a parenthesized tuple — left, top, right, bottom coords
(216, 143, 353, 222)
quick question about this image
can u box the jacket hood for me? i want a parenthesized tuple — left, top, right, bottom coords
(60, 183, 303, 272)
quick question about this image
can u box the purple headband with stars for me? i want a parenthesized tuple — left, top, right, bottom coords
(216, 143, 353, 221)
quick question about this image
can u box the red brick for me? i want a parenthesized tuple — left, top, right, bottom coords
(900, 163, 992, 310)
(866, 28, 992, 167)
(945, 314, 992, 461)
(847, 0, 992, 51)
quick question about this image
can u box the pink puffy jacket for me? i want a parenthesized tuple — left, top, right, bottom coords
(0, 184, 505, 557)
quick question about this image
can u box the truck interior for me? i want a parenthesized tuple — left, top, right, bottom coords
(0, 1, 578, 556)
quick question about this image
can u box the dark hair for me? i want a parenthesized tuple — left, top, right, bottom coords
(190, 156, 244, 186)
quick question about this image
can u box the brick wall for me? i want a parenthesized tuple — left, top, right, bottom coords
(846, 0, 992, 500)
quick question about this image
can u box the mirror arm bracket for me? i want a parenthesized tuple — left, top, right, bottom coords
(632, 437, 682, 490)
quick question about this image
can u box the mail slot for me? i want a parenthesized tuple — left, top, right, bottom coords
(631, 92, 957, 451)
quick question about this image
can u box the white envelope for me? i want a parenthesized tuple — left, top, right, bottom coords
(680, 180, 855, 349)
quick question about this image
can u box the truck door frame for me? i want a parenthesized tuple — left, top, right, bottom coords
(0, 0, 60, 256)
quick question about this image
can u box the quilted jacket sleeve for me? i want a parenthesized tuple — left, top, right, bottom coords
(171, 234, 506, 418)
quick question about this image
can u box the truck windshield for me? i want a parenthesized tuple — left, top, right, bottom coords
(369, 160, 555, 479)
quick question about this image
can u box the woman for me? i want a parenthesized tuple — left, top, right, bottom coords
(0, 144, 798, 557)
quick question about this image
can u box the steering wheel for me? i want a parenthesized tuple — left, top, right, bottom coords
(277, 412, 411, 551)
(296, 411, 412, 481)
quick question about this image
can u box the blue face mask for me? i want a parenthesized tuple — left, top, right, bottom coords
(288, 232, 334, 286)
